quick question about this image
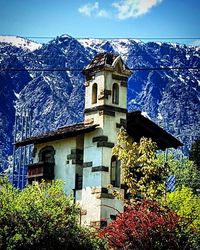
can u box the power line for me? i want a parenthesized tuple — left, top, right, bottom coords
(1, 35, 200, 40)
(78, 37, 200, 40)
(0, 67, 199, 72)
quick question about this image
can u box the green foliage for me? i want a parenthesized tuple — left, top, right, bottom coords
(112, 128, 165, 200)
(0, 178, 104, 250)
(110, 129, 200, 249)
(157, 153, 200, 192)
(165, 186, 200, 249)
(109, 129, 200, 249)
(189, 138, 200, 171)
(156, 155, 200, 248)
(166, 185, 200, 229)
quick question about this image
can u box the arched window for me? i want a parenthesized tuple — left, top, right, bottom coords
(39, 146, 55, 163)
(112, 83, 119, 105)
(110, 156, 120, 187)
(92, 83, 98, 104)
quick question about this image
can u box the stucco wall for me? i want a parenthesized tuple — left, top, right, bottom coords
(31, 59, 130, 227)
(82, 64, 129, 226)
(33, 137, 78, 194)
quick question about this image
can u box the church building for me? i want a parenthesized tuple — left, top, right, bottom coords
(16, 52, 182, 228)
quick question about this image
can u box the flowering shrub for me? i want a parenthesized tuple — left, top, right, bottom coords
(99, 200, 180, 250)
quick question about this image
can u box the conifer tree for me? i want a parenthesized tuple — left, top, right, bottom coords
(189, 138, 200, 171)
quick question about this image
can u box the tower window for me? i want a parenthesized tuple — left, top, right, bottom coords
(92, 83, 98, 104)
(111, 156, 120, 187)
(112, 83, 119, 105)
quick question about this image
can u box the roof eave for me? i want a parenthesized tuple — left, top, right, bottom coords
(127, 111, 182, 150)
(15, 124, 99, 148)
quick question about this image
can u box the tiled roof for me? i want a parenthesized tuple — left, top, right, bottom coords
(15, 111, 182, 150)
(83, 52, 130, 74)
(85, 53, 118, 70)
(15, 122, 98, 147)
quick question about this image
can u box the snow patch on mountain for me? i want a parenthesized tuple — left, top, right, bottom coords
(79, 38, 104, 50)
(111, 39, 142, 55)
(0, 36, 42, 51)
(0, 34, 200, 173)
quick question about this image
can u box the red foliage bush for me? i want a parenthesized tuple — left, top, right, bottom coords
(99, 200, 180, 250)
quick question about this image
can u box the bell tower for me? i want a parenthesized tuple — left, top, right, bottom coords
(80, 53, 132, 227)
(83, 53, 131, 129)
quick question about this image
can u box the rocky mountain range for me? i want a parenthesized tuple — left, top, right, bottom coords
(0, 35, 199, 173)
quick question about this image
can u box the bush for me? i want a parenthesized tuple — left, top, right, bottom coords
(166, 186, 200, 229)
(99, 200, 182, 250)
(0, 178, 104, 250)
(165, 185, 200, 249)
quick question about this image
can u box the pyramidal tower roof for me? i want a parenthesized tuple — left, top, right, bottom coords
(83, 52, 131, 75)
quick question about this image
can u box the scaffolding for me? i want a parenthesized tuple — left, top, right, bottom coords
(12, 108, 32, 189)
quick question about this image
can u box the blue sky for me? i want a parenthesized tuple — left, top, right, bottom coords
(0, 0, 200, 45)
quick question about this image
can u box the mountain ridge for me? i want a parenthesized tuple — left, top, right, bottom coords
(0, 35, 199, 172)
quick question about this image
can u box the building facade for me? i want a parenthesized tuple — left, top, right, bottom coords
(16, 53, 182, 227)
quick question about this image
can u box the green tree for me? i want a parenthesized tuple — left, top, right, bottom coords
(189, 139, 200, 171)
(105, 130, 200, 249)
(165, 186, 200, 249)
(112, 128, 165, 200)
(0, 178, 104, 250)
(166, 186, 200, 229)
(157, 153, 200, 192)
